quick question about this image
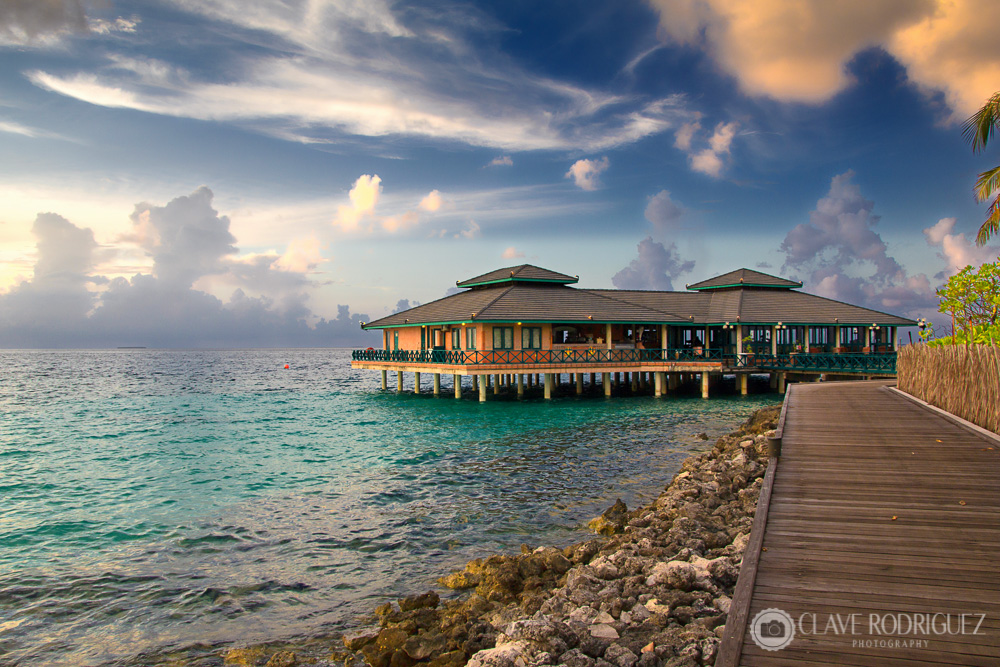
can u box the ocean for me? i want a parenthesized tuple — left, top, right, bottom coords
(0, 349, 777, 666)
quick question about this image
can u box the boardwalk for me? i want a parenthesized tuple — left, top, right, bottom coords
(718, 381, 1000, 666)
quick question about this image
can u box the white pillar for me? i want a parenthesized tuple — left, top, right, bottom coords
(454, 374, 462, 398)
(835, 325, 842, 349)
(517, 373, 524, 397)
(433, 373, 440, 395)
(603, 372, 611, 397)
(413, 372, 421, 394)
(778, 372, 787, 394)
(771, 327, 777, 356)
(575, 373, 583, 395)
(736, 325, 743, 356)
(397, 370, 404, 392)
(654, 371, 662, 397)
(739, 373, 748, 395)
(606, 323, 613, 350)
(479, 376, 487, 402)
(544, 373, 552, 400)
(381, 370, 387, 390)
(701, 372, 710, 399)
(803, 325, 810, 352)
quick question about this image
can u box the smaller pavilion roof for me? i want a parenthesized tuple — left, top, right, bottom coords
(456, 264, 578, 288)
(687, 268, 802, 291)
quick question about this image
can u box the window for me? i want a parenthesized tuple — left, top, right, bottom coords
(809, 327, 830, 345)
(393, 331, 399, 351)
(493, 326, 514, 350)
(521, 327, 542, 349)
(466, 327, 476, 350)
(452, 328, 460, 350)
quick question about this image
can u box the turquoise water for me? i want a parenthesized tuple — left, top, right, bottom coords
(0, 349, 777, 666)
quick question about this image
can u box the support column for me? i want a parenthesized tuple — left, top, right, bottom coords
(479, 376, 487, 402)
(472, 375, 479, 391)
(454, 374, 462, 398)
(736, 324, 743, 356)
(778, 372, 787, 394)
(575, 373, 583, 395)
(381, 370, 387, 390)
(614, 372, 621, 387)
(606, 323, 613, 350)
(771, 327, 777, 356)
(433, 373, 441, 395)
(397, 370, 404, 392)
(494, 374, 501, 394)
(803, 325, 810, 352)
(527, 374, 533, 388)
(739, 373, 748, 395)
(544, 373, 552, 400)
(701, 372, 710, 399)
(603, 372, 611, 397)
(835, 325, 842, 349)
(668, 373, 679, 390)
(654, 371, 662, 397)
(590, 372, 596, 387)
(413, 372, 421, 394)
(770, 372, 778, 389)
(631, 372, 638, 392)
(517, 373, 524, 397)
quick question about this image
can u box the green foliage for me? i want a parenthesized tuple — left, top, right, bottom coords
(963, 92, 1000, 245)
(930, 260, 1000, 345)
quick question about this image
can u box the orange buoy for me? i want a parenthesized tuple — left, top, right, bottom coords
(284, 364, 290, 369)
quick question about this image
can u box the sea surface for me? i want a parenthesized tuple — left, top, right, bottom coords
(0, 349, 777, 666)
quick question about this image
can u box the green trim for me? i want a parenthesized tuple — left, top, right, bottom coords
(687, 281, 801, 291)
(364, 318, 911, 330)
(456, 276, 579, 288)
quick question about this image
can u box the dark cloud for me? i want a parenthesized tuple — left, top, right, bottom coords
(644, 190, 685, 234)
(779, 171, 935, 318)
(0, 0, 87, 42)
(392, 298, 418, 313)
(0, 188, 377, 348)
(612, 236, 695, 291)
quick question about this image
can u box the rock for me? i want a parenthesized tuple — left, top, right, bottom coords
(399, 590, 440, 611)
(343, 628, 379, 651)
(604, 644, 639, 667)
(646, 561, 697, 591)
(428, 651, 467, 667)
(588, 499, 629, 536)
(264, 652, 296, 667)
(403, 631, 447, 660)
(466, 640, 529, 667)
(438, 570, 481, 589)
(224, 647, 268, 667)
(559, 648, 597, 667)
(564, 540, 602, 564)
(641, 641, 655, 653)
(695, 432, 708, 440)
(590, 624, 620, 640)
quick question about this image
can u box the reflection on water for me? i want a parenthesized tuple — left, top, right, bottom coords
(0, 349, 777, 666)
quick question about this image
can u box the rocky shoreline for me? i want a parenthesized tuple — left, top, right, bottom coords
(225, 404, 780, 667)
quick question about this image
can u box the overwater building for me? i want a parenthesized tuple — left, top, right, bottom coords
(352, 265, 915, 400)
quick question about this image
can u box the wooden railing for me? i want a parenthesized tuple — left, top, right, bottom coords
(352, 348, 898, 374)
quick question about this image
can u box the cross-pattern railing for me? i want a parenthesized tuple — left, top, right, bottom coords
(352, 347, 724, 365)
(351, 348, 897, 374)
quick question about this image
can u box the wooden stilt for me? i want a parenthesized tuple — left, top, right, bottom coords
(381, 370, 387, 390)
(454, 374, 462, 398)
(397, 370, 404, 392)
(575, 373, 583, 395)
(517, 373, 524, 397)
(603, 372, 611, 397)
(433, 373, 440, 395)
(701, 372, 710, 399)
(479, 376, 487, 402)
(544, 373, 552, 400)
(414, 372, 421, 394)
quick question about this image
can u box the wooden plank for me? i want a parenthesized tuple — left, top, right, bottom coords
(724, 381, 1000, 666)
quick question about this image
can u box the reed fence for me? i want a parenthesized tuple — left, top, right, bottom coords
(897, 344, 1000, 434)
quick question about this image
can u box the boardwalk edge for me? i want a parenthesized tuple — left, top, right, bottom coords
(887, 386, 1000, 445)
(714, 385, 793, 667)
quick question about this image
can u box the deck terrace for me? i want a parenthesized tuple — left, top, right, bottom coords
(717, 381, 1000, 666)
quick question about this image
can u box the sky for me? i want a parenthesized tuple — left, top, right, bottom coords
(1, 0, 999, 348)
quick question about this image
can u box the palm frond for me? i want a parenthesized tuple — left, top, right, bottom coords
(974, 165, 1000, 203)
(976, 195, 1000, 246)
(962, 91, 1000, 153)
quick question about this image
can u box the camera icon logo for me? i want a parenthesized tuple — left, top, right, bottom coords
(750, 608, 795, 651)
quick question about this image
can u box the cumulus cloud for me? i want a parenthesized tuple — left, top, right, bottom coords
(779, 170, 935, 316)
(644, 190, 685, 233)
(612, 237, 695, 291)
(334, 174, 381, 231)
(488, 156, 513, 167)
(501, 246, 525, 260)
(923, 217, 1000, 278)
(646, 0, 1000, 118)
(689, 122, 737, 178)
(673, 121, 700, 152)
(0, 187, 376, 348)
(418, 190, 444, 212)
(566, 157, 609, 191)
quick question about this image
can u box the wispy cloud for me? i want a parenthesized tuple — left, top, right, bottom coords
(25, 3, 694, 151)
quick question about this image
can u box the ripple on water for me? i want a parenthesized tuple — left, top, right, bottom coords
(0, 349, 779, 666)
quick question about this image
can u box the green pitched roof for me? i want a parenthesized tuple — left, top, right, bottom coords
(456, 264, 578, 288)
(686, 268, 802, 291)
